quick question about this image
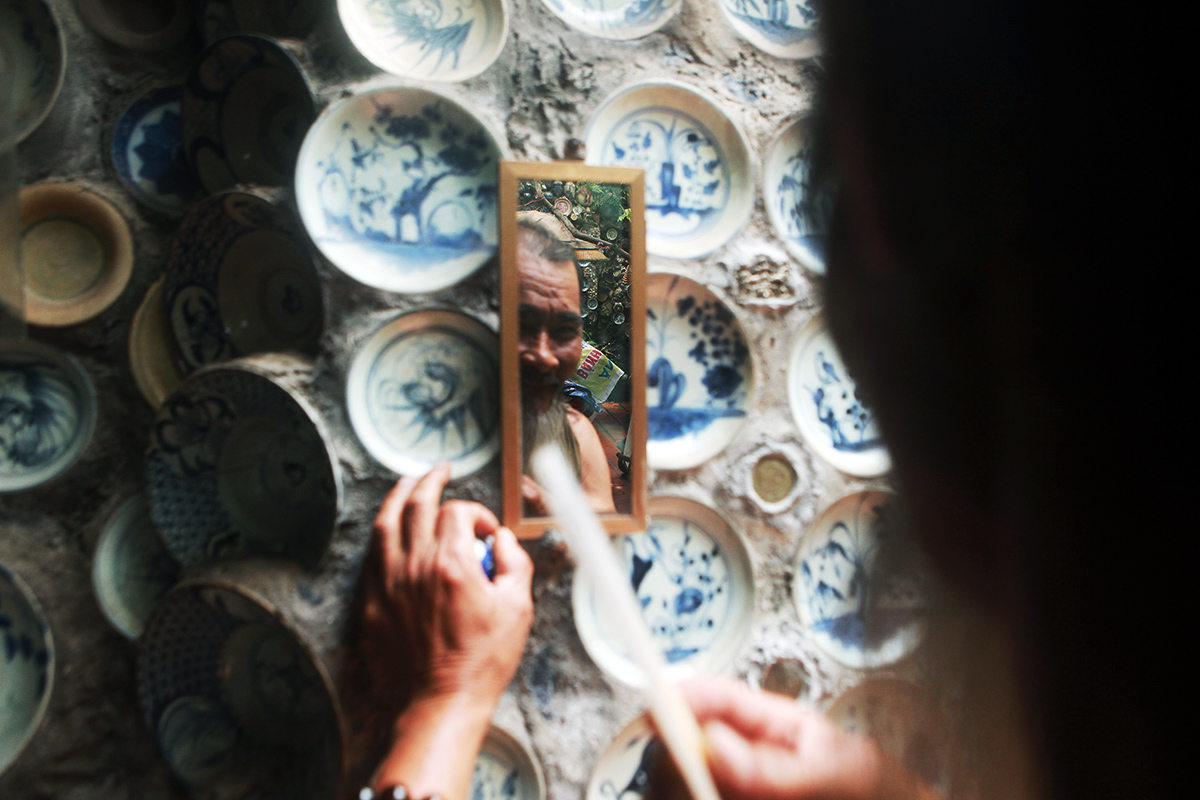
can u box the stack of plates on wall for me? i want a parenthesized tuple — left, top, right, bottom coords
(0, 563, 54, 775)
(538, 0, 681, 40)
(0, 0, 65, 145)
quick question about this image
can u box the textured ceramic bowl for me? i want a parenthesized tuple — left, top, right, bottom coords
(76, 0, 192, 52)
(137, 581, 344, 798)
(0, 339, 97, 494)
(539, 0, 680, 40)
(472, 725, 545, 800)
(585, 713, 657, 800)
(294, 84, 502, 293)
(128, 277, 186, 408)
(18, 182, 134, 327)
(763, 116, 828, 274)
(338, 0, 509, 82)
(714, 0, 820, 59)
(0, 0, 65, 145)
(0, 563, 54, 776)
(92, 493, 181, 640)
(146, 360, 341, 569)
(110, 84, 199, 217)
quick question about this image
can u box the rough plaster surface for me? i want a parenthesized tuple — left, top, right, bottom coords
(0, 1, 953, 798)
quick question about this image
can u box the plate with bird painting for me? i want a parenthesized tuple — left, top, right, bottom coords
(347, 309, 500, 479)
(787, 313, 890, 476)
(764, 116, 830, 274)
(715, 0, 821, 60)
(572, 496, 755, 688)
(538, 0, 681, 40)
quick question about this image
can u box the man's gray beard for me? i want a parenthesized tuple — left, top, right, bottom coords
(522, 395, 582, 480)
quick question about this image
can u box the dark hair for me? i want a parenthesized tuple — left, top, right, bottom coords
(516, 218, 587, 304)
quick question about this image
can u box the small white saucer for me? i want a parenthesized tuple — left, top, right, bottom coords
(0, 563, 54, 775)
(539, 0, 681, 40)
(715, 0, 820, 59)
(0, 0, 65, 145)
(472, 725, 545, 800)
(585, 713, 658, 800)
(763, 116, 828, 274)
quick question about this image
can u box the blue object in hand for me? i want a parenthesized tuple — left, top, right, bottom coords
(475, 536, 495, 581)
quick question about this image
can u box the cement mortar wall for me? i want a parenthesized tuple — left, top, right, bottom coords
(0, 1, 935, 797)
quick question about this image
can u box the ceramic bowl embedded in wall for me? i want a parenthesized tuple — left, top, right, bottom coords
(715, 0, 820, 60)
(585, 713, 658, 800)
(585, 82, 753, 259)
(18, 182, 134, 327)
(92, 493, 181, 640)
(110, 85, 199, 217)
(644, 272, 752, 470)
(75, 0, 191, 52)
(137, 582, 344, 799)
(793, 491, 928, 669)
(198, 0, 323, 42)
(165, 190, 324, 372)
(294, 85, 502, 294)
(538, 0, 680, 41)
(0, 563, 54, 776)
(146, 360, 340, 569)
(338, 0, 508, 83)
(573, 496, 755, 688)
(764, 116, 828, 274)
(472, 725, 545, 800)
(0, 0, 65, 145)
(347, 309, 500, 479)
(787, 314, 890, 476)
(129, 277, 186, 408)
(0, 340, 97, 494)
(182, 34, 316, 195)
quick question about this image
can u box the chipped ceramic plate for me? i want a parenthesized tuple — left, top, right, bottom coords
(793, 491, 928, 669)
(585, 713, 658, 800)
(0, 563, 54, 775)
(0, 340, 96, 493)
(715, 0, 820, 59)
(573, 496, 754, 687)
(645, 272, 751, 470)
(294, 85, 502, 293)
(471, 725, 545, 800)
(338, 0, 509, 82)
(0, 0, 65, 145)
(92, 493, 181, 639)
(539, 0, 680, 40)
(585, 82, 752, 258)
(787, 314, 890, 476)
(764, 116, 829, 274)
(110, 85, 199, 217)
(347, 310, 500, 479)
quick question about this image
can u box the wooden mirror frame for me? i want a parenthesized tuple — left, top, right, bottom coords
(499, 161, 647, 538)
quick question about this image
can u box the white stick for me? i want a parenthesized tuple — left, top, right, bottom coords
(531, 446, 721, 800)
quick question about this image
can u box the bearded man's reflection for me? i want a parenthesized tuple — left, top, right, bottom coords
(517, 218, 616, 514)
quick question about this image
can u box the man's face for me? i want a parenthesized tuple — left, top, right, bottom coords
(518, 241, 583, 415)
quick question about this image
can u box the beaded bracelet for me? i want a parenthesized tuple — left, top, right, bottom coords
(357, 786, 442, 800)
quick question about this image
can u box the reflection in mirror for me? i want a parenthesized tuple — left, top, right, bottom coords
(500, 162, 646, 537)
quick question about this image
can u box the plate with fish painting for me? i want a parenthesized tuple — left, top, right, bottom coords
(538, 0, 681, 40)
(715, 0, 821, 60)
(573, 496, 755, 688)
(347, 309, 500, 479)
(471, 725, 545, 800)
(585, 713, 659, 800)
(294, 85, 502, 293)
(764, 116, 830, 274)
(787, 314, 890, 476)
(644, 272, 752, 470)
(793, 491, 928, 669)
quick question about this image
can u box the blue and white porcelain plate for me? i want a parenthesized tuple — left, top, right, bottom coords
(787, 314, 890, 476)
(110, 85, 198, 217)
(146, 363, 340, 569)
(764, 116, 829, 274)
(538, 0, 681, 40)
(0, 0, 65, 145)
(347, 310, 500, 479)
(573, 496, 755, 687)
(295, 86, 502, 293)
(0, 340, 96, 494)
(645, 273, 751, 470)
(339, 0, 509, 82)
(0, 563, 54, 775)
(715, 0, 820, 59)
(92, 493, 181, 640)
(586, 82, 752, 258)
(794, 492, 928, 669)
(585, 714, 658, 800)
(471, 726, 545, 800)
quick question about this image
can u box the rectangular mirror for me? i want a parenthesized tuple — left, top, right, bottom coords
(499, 161, 646, 537)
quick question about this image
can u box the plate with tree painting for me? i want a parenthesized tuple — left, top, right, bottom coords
(715, 0, 821, 59)
(764, 116, 830, 274)
(538, 0, 681, 40)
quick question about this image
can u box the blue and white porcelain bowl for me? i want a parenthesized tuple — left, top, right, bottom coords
(585, 82, 752, 258)
(338, 0, 509, 82)
(538, 0, 680, 40)
(585, 713, 657, 800)
(0, 0, 65, 145)
(793, 491, 928, 669)
(0, 563, 54, 776)
(787, 313, 890, 476)
(0, 340, 96, 494)
(764, 116, 828, 274)
(92, 493, 181, 640)
(165, 190, 324, 372)
(645, 272, 752, 470)
(146, 361, 341, 569)
(182, 34, 316, 195)
(573, 496, 755, 688)
(137, 582, 343, 798)
(471, 725, 545, 800)
(714, 0, 820, 59)
(347, 309, 500, 479)
(110, 85, 199, 217)
(294, 85, 502, 293)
